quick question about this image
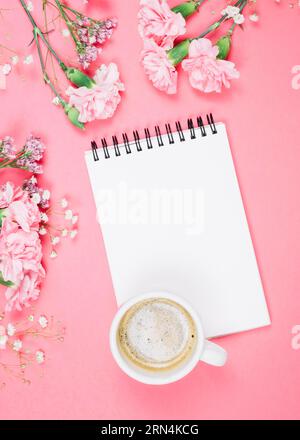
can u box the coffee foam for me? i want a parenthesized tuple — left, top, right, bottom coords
(118, 298, 197, 372)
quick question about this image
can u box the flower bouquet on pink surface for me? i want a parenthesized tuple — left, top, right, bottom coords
(0, 135, 77, 384)
(18, 0, 124, 129)
(139, 0, 256, 94)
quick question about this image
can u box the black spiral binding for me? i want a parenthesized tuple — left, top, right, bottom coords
(91, 114, 217, 161)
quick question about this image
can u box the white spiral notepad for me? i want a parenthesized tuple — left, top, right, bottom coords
(85, 115, 270, 338)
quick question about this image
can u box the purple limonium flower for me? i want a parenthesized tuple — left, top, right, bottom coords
(0, 136, 17, 159)
(23, 177, 50, 209)
(78, 45, 100, 69)
(16, 157, 43, 174)
(24, 135, 46, 161)
(74, 16, 118, 69)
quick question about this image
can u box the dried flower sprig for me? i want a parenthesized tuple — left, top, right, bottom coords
(22, 176, 79, 259)
(54, 1, 118, 69)
(19, 0, 123, 129)
(0, 135, 45, 173)
(0, 310, 65, 386)
(0, 136, 79, 311)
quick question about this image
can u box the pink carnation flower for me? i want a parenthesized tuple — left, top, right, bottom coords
(5, 271, 43, 312)
(8, 198, 41, 233)
(141, 39, 177, 94)
(182, 38, 240, 93)
(0, 182, 24, 209)
(138, 0, 186, 50)
(0, 219, 45, 312)
(0, 182, 40, 232)
(66, 63, 125, 123)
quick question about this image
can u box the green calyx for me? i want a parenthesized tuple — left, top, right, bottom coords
(0, 272, 14, 288)
(0, 208, 6, 229)
(64, 105, 85, 130)
(216, 35, 231, 60)
(168, 40, 190, 66)
(65, 67, 95, 89)
(172, 1, 200, 18)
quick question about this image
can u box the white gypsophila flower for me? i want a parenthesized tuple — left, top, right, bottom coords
(65, 209, 73, 220)
(38, 316, 48, 329)
(23, 55, 34, 65)
(32, 192, 41, 204)
(62, 28, 70, 37)
(234, 14, 245, 25)
(70, 230, 78, 239)
(40, 213, 49, 223)
(43, 190, 51, 200)
(72, 215, 78, 225)
(11, 55, 19, 65)
(28, 315, 34, 322)
(39, 226, 47, 236)
(0, 335, 8, 349)
(50, 250, 58, 259)
(61, 229, 68, 237)
(60, 198, 68, 208)
(2, 64, 12, 75)
(36, 350, 45, 364)
(7, 323, 16, 337)
(52, 96, 60, 106)
(51, 236, 60, 245)
(13, 339, 22, 352)
(249, 13, 259, 22)
(26, 1, 34, 11)
(221, 6, 240, 18)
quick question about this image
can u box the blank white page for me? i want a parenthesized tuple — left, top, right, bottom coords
(85, 123, 270, 338)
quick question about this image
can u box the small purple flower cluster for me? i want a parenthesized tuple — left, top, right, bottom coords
(0, 136, 17, 160)
(75, 17, 118, 69)
(23, 176, 50, 209)
(0, 135, 45, 174)
(16, 135, 45, 174)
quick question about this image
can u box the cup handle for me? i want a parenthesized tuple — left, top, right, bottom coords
(200, 340, 227, 367)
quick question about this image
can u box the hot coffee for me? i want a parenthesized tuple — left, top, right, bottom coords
(117, 298, 197, 372)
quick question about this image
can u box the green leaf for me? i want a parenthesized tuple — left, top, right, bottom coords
(0, 272, 14, 288)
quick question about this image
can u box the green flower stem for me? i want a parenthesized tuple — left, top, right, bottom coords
(60, 3, 104, 25)
(0, 151, 23, 168)
(0, 151, 31, 170)
(19, 0, 85, 130)
(19, 0, 66, 69)
(35, 35, 66, 107)
(192, 0, 246, 40)
(54, 0, 80, 48)
(60, 3, 82, 17)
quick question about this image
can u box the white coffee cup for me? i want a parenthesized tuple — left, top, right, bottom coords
(110, 292, 227, 385)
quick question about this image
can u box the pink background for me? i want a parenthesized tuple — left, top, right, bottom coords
(0, 0, 300, 420)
